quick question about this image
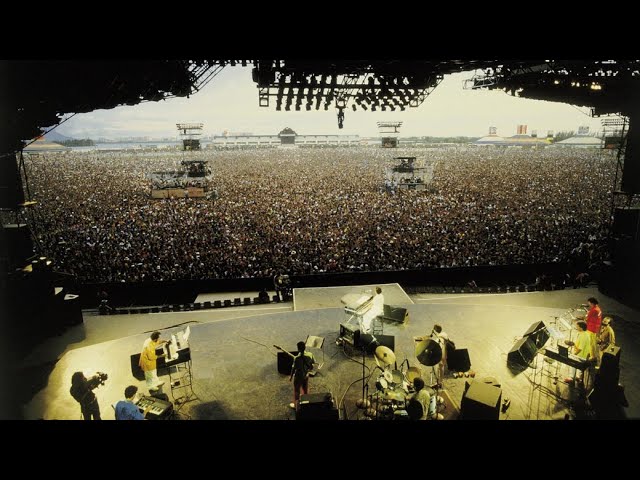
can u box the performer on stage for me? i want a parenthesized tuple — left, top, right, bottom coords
(565, 320, 595, 387)
(597, 317, 616, 364)
(414, 324, 449, 384)
(115, 385, 151, 420)
(139, 331, 167, 390)
(289, 341, 315, 409)
(361, 287, 384, 334)
(584, 297, 602, 334)
(407, 377, 443, 420)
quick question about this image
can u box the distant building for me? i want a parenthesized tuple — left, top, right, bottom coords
(553, 135, 603, 148)
(474, 127, 506, 146)
(208, 128, 359, 148)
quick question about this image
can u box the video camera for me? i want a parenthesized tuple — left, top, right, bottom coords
(87, 372, 108, 389)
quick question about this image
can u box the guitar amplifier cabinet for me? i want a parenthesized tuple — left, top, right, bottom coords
(296, 392, 338, 420)
(277, 351, 297, 375)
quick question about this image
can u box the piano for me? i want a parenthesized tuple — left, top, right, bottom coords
(135, 395, 173, 420)
(341, 293, 374, 316)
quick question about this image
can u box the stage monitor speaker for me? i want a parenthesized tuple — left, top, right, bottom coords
(277, 350, 297, 375)
(460, 380, 502, 420)
(130, 353, 145, 381)
(507, 336, 537, 369)
(359, 334, 395, 354)
(447, 348, 471, 372)
(382, 304, 409, 324)
(296, 392, 338, 420)
(601, 345, 621, 369)
(523, 321, 550, 349)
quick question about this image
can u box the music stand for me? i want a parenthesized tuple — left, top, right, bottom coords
(305, 335, 325, 371)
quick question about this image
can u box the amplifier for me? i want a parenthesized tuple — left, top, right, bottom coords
(296, 392, 338, 420)
(339, 323, 361, 346)
(299, 392, 333, 408)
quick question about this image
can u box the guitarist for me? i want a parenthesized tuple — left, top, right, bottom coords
(289, 341, 316, 410)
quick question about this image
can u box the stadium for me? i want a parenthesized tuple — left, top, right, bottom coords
(2, 60, 639, 422)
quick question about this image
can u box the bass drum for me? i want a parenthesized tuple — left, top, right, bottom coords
(425, 387, 437, 419)
(393, 409, 410, 421)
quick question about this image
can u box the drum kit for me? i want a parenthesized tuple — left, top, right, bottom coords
(361, 346, 421, 420)
(356, 339, 446, 421)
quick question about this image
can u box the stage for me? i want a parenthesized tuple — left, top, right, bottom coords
(19, 286, 639, 420)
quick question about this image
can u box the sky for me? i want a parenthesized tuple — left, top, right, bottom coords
(55, 66, 604, 140)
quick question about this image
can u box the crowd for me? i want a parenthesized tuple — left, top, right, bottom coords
(20, 146, 614, 283)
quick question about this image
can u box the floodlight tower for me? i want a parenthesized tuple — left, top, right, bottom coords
(377, 121, 403, 148)
(177, 123, 204, 150)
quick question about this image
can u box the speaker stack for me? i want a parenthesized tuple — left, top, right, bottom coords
(507, 336, 537, 369)
(523, 321, 550, 349)
(447, 348, 471, 372)
(460, 380, 502, 420)
(589, 345, 626, 413)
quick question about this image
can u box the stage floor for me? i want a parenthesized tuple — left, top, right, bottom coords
(18, 286, 640, 420)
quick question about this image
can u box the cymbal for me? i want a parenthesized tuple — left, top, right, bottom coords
(375, 346, 396, 366)
(406, 367, 422, 383)
(415, 339, 442, 367)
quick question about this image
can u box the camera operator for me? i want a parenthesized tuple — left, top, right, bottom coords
(69, 371, 106, 420)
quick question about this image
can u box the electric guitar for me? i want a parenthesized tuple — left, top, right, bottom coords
(273, 344, 295, 358)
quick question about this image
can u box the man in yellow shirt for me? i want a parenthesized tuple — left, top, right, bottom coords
(139, 331, 167, 389)
(566, 321, 594, 387)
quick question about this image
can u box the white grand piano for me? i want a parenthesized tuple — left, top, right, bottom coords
(341, 292, 374, 332)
